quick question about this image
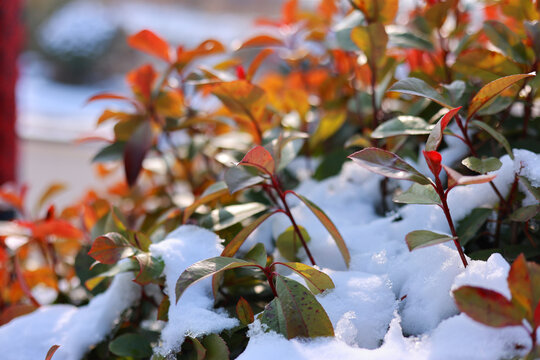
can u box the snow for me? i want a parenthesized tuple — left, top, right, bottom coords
(0, 272, 139, 360)
(1, 149, 538, 359)
(149, 225, 239, 355)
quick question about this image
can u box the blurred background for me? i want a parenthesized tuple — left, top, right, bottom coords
(8, 0, 286, 209)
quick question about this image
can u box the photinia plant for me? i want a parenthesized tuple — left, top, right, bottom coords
(220, 144, 350, 268)
(453, 254, 540, 359)
(175, 243, 335, 339)
(349, 107, 496, 268)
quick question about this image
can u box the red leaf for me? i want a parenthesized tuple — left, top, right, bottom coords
(236, 65, 246, 80)
(123, 121, 153, 187)
(238, 146, 275, 175)
(86, 93, 134, 104)
(127, 64, 158, 102)
(45, 345, 60, 360)
(127, 29, 171, 62)
(534, 300, 540, 329)
(453, 285, 524, 328)
(425, 106, 462, 151)
(423, 150, 442, 177)
(88, 232, 134, 264)
(16, 219, 84, 240)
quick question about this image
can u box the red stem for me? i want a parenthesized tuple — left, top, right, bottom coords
(270, 176, 317, 266)
(263, 266, 278, 297)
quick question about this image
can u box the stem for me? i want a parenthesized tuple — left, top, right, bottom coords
(435, 177, 468, 268)
(270, 176, 316, 266)
(263, 266, 278, 297)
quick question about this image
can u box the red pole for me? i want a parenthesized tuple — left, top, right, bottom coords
(0, 0, 22, 185)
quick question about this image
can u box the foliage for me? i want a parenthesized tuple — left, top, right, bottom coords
(0, 0, 539, 358)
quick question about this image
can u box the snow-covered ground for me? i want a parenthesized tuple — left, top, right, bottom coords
(1, 148, 538, 360)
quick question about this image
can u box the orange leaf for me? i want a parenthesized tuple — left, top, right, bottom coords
(239, 146, 275, 175)
(247, 49, 274, 82)
(127, 64, 158, 102)
(238, 35, 284, 49)
(45, 345, 60, 360)
(127, 29, 171, 62)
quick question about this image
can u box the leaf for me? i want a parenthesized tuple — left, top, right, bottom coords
(157, 295, 170, 321)
(36, 183, 66, 211)
(476, 96, 513, 116)
(350, 23, 389, 69)
(509, 205, 540, 222)
(371, 116, 431, 138)
(134, 253, 164, 285)
(467, 73, 535, 119)
(87, 92, 136, 105)
(261, 275, 334, 339)
(456, 208, 493, 246)
(453, 286, 524, 327)
(462, 157, 502, 174)
(175, 257, 259, 302)
(441, 80, 466, 106)
(109, 333, 152, 358)
(425, 107, 462, 152)
(519, 176, 540, 202)
(238, 146, 275, 175)
(124, 121, 153, 187)
(127, 64, 158, 102)
(244, 243, 267, 267)
(393, 183, 441, 205)
(224, 166, 264, 194)
(201, 334, 230, 360)
(236, 297, 255, 326)
(212, 80, 267, 123)
(92, 142, 126, 163)
(221, 211, 277, 257)
(127, 29, 171, 62)
(199, 202, 268, 231)
(425, 0, 451, 29)
(348, 147, 432, 185)
(45, 345, 60, 360)
(405, 230, 456, 251)
(310, 110, 347, 147)
(238, 35, 285, 49)
(275, 262, 334, 295)
(85, 259, 139, 291)
(286, 191, 350, 267)
(88, 232, 135, 265)
(483, 21, 528, 64)
(470, 120, 514, 160)
(387, 29, 434, 51)
(276, 226, 311, 262)
(183, 182, 229, 223)
(247, 49, 274, 81)
(508, 254, 533, 320)
(350, 0, 398, 24)
(388, 78, 451, 108)
(452, 49, 522, 82)
(443, 165, 496, 188)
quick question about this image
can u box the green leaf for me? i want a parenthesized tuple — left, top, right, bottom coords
(483, 20, 528, 64)
(92, 141, 126, 163)
(183, 182, 229, 223)
(109, 333, 152, 358)
(287, 191, 351, 268)
(265, 132, 308, 172)
(371, 116, 431, 139)
(244, 243, 267, 267)
(348, 147, 432, 185)
(453, 286, 524, 327)
(260, 275, 334, 339)
(405, 230, 456, 251)
(519, 176, 540, 201)
(388, 78, 451, 108)
(393, 183, 441, 205)
(157, 295, 170, 321)
(441, 81, 466, 106)
(467, 73, 535, 119)
(133, 253, 164, 285)
(221, 211, 277, 258)
(85, 259, 138, 291)
(469, 120, 514, 159)
(334, 11, 364, 51)
(201, 334, 229, 360)
(276, 226, 311, 262)
(88, 232, 135, 265)
(462, 157, 502, 174)
(275, 262, 335, 295)
(476, 96, 513, 116)
(425, 107, 462, 151)
(175, 257, 259, 303)
(199, 202, 267, 231)
(388, 29, 434, 51)
(456, 208, 493, 246)
(236, 297, 255, 326)
(313, 148, 349, 181)
(509, 205, 540, 222)
(224, 166, 264, 194)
